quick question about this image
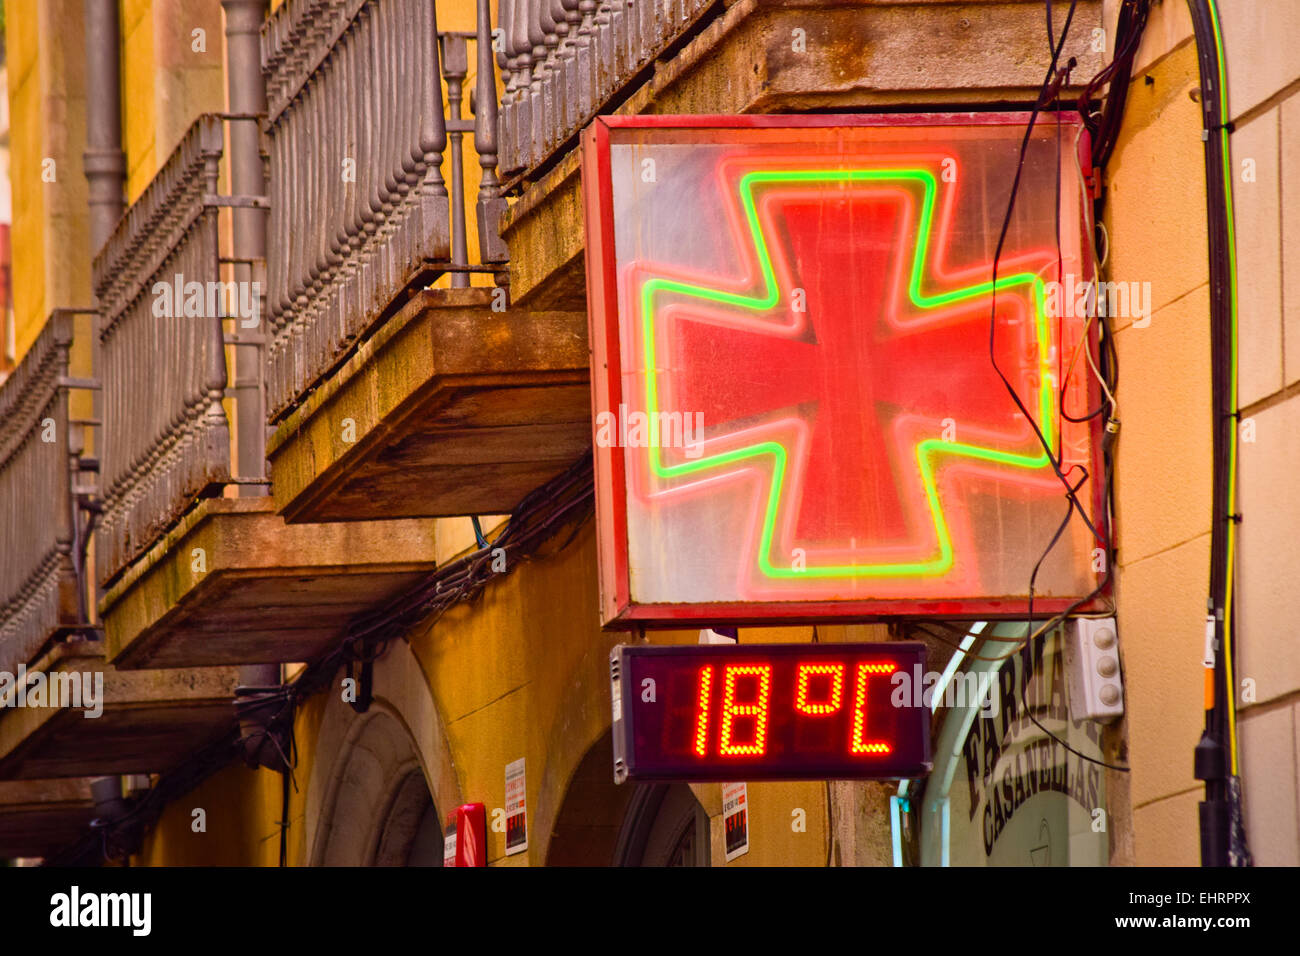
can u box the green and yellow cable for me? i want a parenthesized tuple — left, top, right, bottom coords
(1205, 0, 1241, 779)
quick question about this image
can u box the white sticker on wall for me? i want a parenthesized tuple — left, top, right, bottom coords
(443, 818, 458, 867)
(505, 758, 528, 856)
(723, 781, 749, 862)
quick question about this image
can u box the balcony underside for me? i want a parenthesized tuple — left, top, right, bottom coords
(0, 564, 83, 676)
(266, 287, 591, 523)
(0, 777, 97, 858)
(0, 641, 240, 779)
(502, 0, 1105, 311)
(98, 497, 438, 669)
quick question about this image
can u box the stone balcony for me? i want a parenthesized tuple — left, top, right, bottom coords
(0, 640, 239, 779)
(99, 497, 439, 668)
(266, 288, 591, 523)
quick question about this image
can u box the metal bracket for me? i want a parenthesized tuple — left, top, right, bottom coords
(202, 194, 271, 209)
(58, 376, 101, 390)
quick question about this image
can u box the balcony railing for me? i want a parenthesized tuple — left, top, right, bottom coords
(92, 114, 265, 583)
(0, 312, 83, 674)
(261, 0, 505, 422)
(497, 0, 717, 177)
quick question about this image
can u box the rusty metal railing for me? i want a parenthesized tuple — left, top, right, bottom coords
(93, 114, 267, 583)
(496, 0, 717, 177)
(261, 0, 506, 423)
(0, 312, 87, 673)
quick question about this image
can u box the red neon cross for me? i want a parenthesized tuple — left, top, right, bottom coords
(655, 180, 1060, 573)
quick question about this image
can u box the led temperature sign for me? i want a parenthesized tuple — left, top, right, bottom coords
(610, 642, 931, 782)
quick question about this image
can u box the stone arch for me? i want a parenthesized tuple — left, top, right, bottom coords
(543, 729, 708, 866)
(305, 640, 461, 866)
(544, 729, 635, 866)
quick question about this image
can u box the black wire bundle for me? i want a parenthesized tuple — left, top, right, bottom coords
(969, 0, 1151, 775)
(300, 448, 596, 701)
(1186, 0, 1250, 868)
(1080, 0, 1152, 173)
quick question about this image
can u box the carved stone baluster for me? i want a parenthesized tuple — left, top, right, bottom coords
(556, 0, 581, 132)
(538, 1, 563, 156)
(475, 0, 508, 264)
(593, 2, 614, 113)
(510, 0, 534, 177)
(526, 1, 548, 170)
(573, 0, 597, 123)
(442, 32, 470, 287)
(496, 0, 518, 177)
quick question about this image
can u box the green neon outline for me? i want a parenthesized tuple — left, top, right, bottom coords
(638, 167, 1055, 579)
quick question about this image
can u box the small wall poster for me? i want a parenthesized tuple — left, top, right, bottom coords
(723, 781, 749, 862)
(443, 816, 457, 867)
(505, 757, 528, 856)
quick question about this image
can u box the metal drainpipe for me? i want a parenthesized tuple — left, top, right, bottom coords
(80, 0, 122, 480)
(83, 0, 126, 252)
(82, 0, 127, 831)
(221, 0, 268, 492)
(220, 0, 281, 750)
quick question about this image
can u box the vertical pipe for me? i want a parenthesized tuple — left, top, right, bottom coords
(221, 0, 269, 486)
(81, 0, 122, 646)
(83, 0, 126, 253)
(442, 33, 470, 288)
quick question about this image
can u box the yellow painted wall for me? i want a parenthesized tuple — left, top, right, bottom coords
(120, 0, 226, 202)
(1105, 38, 1211, 865)
(136, 692, 327, 866)
(4, 0, 92, 359)
(5, 0, 47, 351)
(121, 0, 157, 202)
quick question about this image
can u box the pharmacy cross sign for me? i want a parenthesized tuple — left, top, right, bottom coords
(584, 115, 1105, 625)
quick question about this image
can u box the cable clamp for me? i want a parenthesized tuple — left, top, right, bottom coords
(1084, 169, 1101, 199)
(1201, 121, 1235, 141)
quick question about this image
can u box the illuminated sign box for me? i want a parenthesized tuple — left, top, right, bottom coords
(583, 114, 1108, 626)
(610, 642, 931, 782)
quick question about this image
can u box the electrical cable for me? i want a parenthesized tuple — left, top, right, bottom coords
(959, 1, 1133, 774)
(1060, 124, 1120, 423)
(1186, 0, 1250, 868)
(987, 1, 1109, 561)
(1018, 675, 1131, 772)
(992, 0, 1093, 628)
(1081, 0, 1152, 172)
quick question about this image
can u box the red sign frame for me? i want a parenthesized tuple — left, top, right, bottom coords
(582, 113, 1111, 628)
